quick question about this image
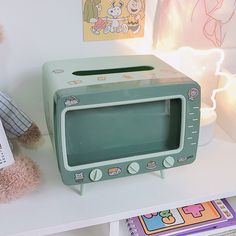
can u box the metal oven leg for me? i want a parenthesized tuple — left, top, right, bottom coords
(79, 182, 84, 196)
(71, 182, 84, 196)
(160, 170, 165, 179)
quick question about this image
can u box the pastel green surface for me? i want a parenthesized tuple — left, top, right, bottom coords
(43, 55, 201, 185)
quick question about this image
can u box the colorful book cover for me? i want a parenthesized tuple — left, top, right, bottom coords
(126, 199, 236, 236)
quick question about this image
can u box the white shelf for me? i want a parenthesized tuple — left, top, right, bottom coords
(51, 221, 130, 236)
(51, 224, 110, 236)
(52, 198, 236, 236)
(50, 221, 129, 236)
(0, 125, 236, 236)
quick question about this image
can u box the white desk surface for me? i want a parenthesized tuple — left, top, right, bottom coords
(1, 126, 236, 236)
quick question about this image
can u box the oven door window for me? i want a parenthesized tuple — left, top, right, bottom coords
(65, 99, 182, 167)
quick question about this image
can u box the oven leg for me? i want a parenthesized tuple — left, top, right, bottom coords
(109, 221, 119, 236)
(160, 170, 165, 179)
(79, 182, 84, 196)
(71, 182, 84, 196)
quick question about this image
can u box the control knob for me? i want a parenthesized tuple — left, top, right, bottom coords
(90, 169, 103, 182)
(163, 156, 175, 168)
(127, 162, 140, 175)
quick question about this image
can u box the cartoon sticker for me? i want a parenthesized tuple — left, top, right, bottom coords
(74, 172, 84, 182)
(64, 96, 79, 107)
(108, 167, 122, 176)
(146, 161, 157, 170)
(188, 88, 199, 100)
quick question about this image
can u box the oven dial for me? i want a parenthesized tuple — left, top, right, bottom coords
(163, 156, 175, 168)
(127, 162, 140, 175)
(90, 169, 103, 182)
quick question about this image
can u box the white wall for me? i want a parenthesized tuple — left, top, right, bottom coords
(0, 0, 158, 134)
(0, 0, 235, 136)
(217, 72, 236, 142)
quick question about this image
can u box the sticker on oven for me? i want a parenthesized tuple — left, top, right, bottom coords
(188, 88, 199, 100)
(146, 161, 157, 170)
(108, 167, 122, 176)
(74, 172, 84, 182)
(64, 96, 79, 107)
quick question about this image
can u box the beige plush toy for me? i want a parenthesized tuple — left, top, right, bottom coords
(0, 26, 41, 203)
(0, 92, 42, 203)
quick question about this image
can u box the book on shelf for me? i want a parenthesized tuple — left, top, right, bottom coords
(126, 199, 236, 236)
(0, 120, 15, 169)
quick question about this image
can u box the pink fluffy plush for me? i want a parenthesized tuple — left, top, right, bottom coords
(0, 155, 41, 203)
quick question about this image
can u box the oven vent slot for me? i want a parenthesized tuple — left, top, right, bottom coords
(72, 66, 154, 76)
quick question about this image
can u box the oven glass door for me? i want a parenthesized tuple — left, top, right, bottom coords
(64, 98, 182, 167)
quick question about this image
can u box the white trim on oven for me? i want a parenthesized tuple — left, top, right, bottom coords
(61, 95, 186, 171)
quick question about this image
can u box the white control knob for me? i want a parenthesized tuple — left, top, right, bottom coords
(90, 169, 103, 182)
(163, 156, 175, 168)
(127, 162, 140, 175)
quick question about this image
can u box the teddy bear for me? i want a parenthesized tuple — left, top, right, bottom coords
(0, 91, 42, 203)
(0, 26, 41, 203)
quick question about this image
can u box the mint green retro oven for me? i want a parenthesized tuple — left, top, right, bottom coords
(43, 55, 201, 186)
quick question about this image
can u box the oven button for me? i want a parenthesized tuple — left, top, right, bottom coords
(89, 169, 103, 182)
(127, 162, 140, 175)
(163, 156, 175, 168)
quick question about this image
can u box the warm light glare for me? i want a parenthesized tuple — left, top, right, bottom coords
(157, 1, 196, 50)
(156, 47, 233, 112)
(178, 47, 232, 112)
(223, 73, 236, 105)
(158, 2, 182, 50)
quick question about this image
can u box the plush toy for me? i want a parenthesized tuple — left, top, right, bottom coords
(0, 26, 41, 203)
(0, 91, 42, 203)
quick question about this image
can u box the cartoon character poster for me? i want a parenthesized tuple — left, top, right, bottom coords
(83, 0, 146, 41)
